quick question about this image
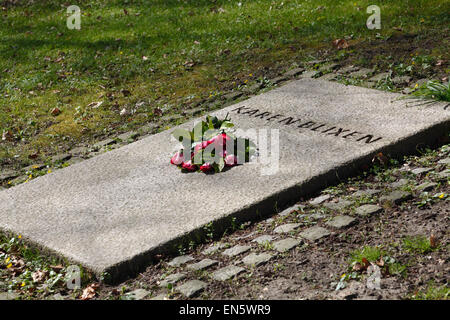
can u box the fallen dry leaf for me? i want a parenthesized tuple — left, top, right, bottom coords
(32, 270, 48, 283)
(332, 39, 349, 50)
(430, 234, 439, 249)
(376, 256, 385, 267)
(81, 283, 100, 300)
(51, 107, 61, 116)
(121, 89, 131, 97)
(2, 130, 14, 142)
(50, 265, 64, 272)
(153, 107, 163, 116)
(372, 152, 389, 166)
(28, 152, 39, 160)
(87, 101, 103, 109)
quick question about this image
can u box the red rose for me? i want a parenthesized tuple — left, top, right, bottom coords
(224, 154, 237, 167)
(199, 162, 213, 173)
(181, 160, 197, 171)
(170, 151, 184, 165)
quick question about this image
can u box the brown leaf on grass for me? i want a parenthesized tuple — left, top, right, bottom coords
(87, 101, 103, 109)
(121, 89, 131, 97)
(372, 152, 389, 166)
(28, 152, 39, 160)
(50, 265, 64, 272)
(376, 257, 385, 267)
(332, 39, 349, 50)
(81, 283, 100, 300)
(353, 258, 371, 272)
(361, 257, 370, 269)
(430, 234, 439, 249)
(2, 130, 14, 142)
(153, 107, 163, 117)
(51, 107, 61, 116)
(352, 262, 363, 272)
(32, 270, 48, 283)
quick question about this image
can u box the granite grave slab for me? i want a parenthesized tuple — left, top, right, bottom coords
(0, 78, 448, 282)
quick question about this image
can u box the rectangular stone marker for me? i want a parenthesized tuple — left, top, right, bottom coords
(0, 79, 448, 282)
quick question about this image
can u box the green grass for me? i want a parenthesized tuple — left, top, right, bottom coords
(350, 245, 384, 264)
(402, 235, 438, 254)
(412, 283, 449, 300)
(1, 0, 449, 168)
(412, 81, 450, 102)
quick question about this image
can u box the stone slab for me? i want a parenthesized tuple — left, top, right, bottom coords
(168, 255, 194, 267)
(299, 226, 331, 241)
(252, 235, 274, 244)
(186, 259, 218, 271)
(380, 190, 412, 204)
(242, 252, 274, 267)
(159, 272, 186, 287)
(323, 199, 352, 211)
(273, 223, 301, 234)
(309, 194, 331, 205)
(176, 280, 207, 298)
(352, 189, 381, 197)
(0, 78, 448, 282)
(415, 182, 437, 192)
(211, 265, 245, 281)
(222, 245, 251, 257)
(325, 215, 356, 229)
(355, 204, 383, 216)
(201, 243, 228, 255)
(272, 238, 302, 252)
(125, 288, 150, 300)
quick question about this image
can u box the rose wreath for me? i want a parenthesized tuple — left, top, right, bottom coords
(170, 114, 256, 173)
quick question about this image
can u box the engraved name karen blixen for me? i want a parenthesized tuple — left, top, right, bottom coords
(232, 106, 383, 144)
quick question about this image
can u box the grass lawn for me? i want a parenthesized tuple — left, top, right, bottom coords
(0, 0, 449, 168)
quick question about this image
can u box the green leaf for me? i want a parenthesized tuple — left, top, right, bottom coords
(220, 121, 234, 130)
(192, 121, 208, 141)
(203, 129, 220, 141)
(218, 157, 225, 172)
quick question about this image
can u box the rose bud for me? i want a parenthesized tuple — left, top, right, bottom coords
(181, 160, 197, 171)
(170, 151, 184, 165)
(224, 154, 237, 167)
(199, 162, 213, 173)
(208, 133, 231, 147)
(194, 141, 209, 153)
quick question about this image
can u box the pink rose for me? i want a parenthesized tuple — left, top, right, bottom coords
(224, 154, 237, 167)
(194, 140, 209, 153)
(170, 151, 184, 165)
(208, 133, 231, 147)
(181, 160, 197, 171)
(199, 162, 213, 173)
